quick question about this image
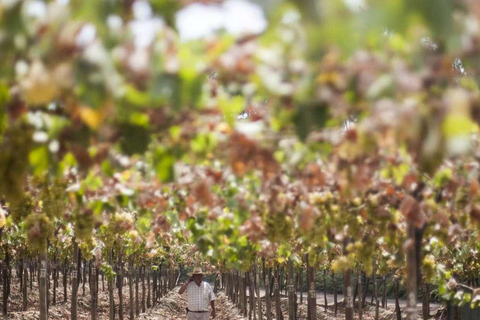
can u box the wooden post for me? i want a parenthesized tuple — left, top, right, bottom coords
(91, 260, 97, 320)
(299, 268, 303, 305)
(287, 259, 295, 320)
(362, 272, 369, 307)
(357, 266, 363, 320)
(142, 266, 146, 313)
(128, 257, 134, 320)
(108, 250, 115, 320)
(3, 246, 9, 316)
(63, 258, 67, 303)
(406, 222, 418, 320)
(274, 266, 283, 320)
(373, 261, 379, 320)
(82, 259, 86, 296)
(152, 265, 157, 306)
(245, 271, 256, 320)
(136, 267, 140, 316)
(382, 275, 387, 308)
(343, 269, 354, 320)
(395, 277, 401, 320)
(265, 267, 272, 320)
(118, 254, 124, 320)
(255, 262, 262, 320)
(52, 253, 57, 306)
(23, 261, 28, 311)
(323, 269, 328, 312)
(147, 265, 151, 309)
(422, 282, 429, 320)
(306, 255, 316, 320)
(332, 271, 338, 316)
(39, 249, 48, 320)
(71, 240, 79, 320)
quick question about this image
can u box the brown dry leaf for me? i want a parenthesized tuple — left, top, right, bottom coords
(376, 206, 391, 219)
(239, 214, 265, 242)
(178, 210, 189, 222)
(153, 215, 170, 234)
(399, 195, 427, 228)
(228, 132, 278, 178)
(401, 173, 418, 192)
(303, 163, 325, 189)
(469, 179, 480, 197)
(298, 201, 316, 232)
(470, 205, 480, 223)
(193, 179, 214, 207)
(432, 210, 449, 228)
(385, 185, 395, 196)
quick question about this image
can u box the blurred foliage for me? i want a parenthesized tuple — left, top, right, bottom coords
(0, 0, 480, 309)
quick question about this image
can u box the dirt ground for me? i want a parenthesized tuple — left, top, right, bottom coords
(0, 276, 444, 319)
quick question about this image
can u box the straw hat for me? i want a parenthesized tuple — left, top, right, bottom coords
(188, 267, 204, 277)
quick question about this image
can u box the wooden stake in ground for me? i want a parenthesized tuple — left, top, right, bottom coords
(422, 282, 429, 320)
(306, 254, 316, 320)
(298, 268, 303, 305)
(3, 245, 10, 316)
(128, 257, 134, 320)
(117, 254, 124, 320)
(395, 277, 401, 320)
(382, 275, 387, 308)
(274, 266, 283, 320)
(108, 250, 115, 320)
(63, 258, 67, 303)
(71, 239, 79, 320)
(23, 260, 28, 311)
(53, 253, 57, 306)
(343, 268, 354, 320)
(39, 249, 48, 320)
(255, 262, 262, 320)
(372, 261, 379, 320)
(342, 238, 354, 320)
(405, 222, 418, 320)
(147, 265, 151, 309)
(332, 270, 338, 316)
(265, 267, 272, 320)
(357, 266, 363, 320)
(142, 265, 146, 313)
(91, 260, 98, 320)
(323, 268, 328, 312)
(287, 259, 295, 320)
(136, 266, 140, 316)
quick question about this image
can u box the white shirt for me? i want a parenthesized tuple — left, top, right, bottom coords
(187, 281, 215, 312)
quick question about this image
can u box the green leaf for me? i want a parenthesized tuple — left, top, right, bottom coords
(29, 146, 49, 176)
(443, 115, 475, 138)
(119, 123, 151, 155)
(124, 85, 150, 107)
(0, 82, 9, 137)
(154, 147, 175, 182)
(293, 101, 329, 141)
(169, 125, 182, 142)
(404, 0, 454, 38)
(129, 112, 150, 128)
(219, 95, 244, 127)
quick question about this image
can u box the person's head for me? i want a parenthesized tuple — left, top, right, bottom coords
(190, 266, 204, 284)
(193, 273, 203, 284)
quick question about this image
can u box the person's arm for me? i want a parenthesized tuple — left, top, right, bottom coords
(209, 285, 216, 318)
(178, 278, 192, 294)
(210, 300, 215, 318)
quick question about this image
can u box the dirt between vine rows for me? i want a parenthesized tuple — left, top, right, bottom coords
(0, 278, 245, 320)
(0, 278, 444, 319)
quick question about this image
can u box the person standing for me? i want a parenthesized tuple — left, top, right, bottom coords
(179, 267, 216, 319)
